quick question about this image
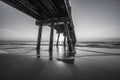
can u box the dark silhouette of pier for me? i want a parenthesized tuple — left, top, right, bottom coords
(1, 0, 76, 58)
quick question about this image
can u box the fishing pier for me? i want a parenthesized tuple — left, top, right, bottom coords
(1, 0, 76, 57)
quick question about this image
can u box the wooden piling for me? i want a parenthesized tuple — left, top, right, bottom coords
(63, 35, 66, 46)
(49, 24, 54, 52)
(64, 23, 73, 51)
(37, 24, 43, 57)
(56, 33, 60, 46)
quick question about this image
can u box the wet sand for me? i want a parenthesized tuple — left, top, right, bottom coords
(0, 45, 120, 80)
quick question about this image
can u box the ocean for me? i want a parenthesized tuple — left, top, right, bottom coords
(0, 41, 120, 60)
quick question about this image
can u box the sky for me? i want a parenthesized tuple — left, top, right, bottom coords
(0, 0, 120, 41)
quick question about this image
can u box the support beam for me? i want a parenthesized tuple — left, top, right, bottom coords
(63, 35, 66, 47)
(37, 24, 43, 57)
(64, 23, 73, 52)
(36, 17, 69, 25)
(56, 33, 60, 46)
(49, 24, 54, 52)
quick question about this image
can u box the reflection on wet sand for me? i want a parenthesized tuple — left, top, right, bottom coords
(36, 44, 76, 64)
(56, 46, 76, 64)
(49, 50, 53, 60)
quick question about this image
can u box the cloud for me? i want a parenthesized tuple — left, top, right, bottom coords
(0, 28, 18, 34)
